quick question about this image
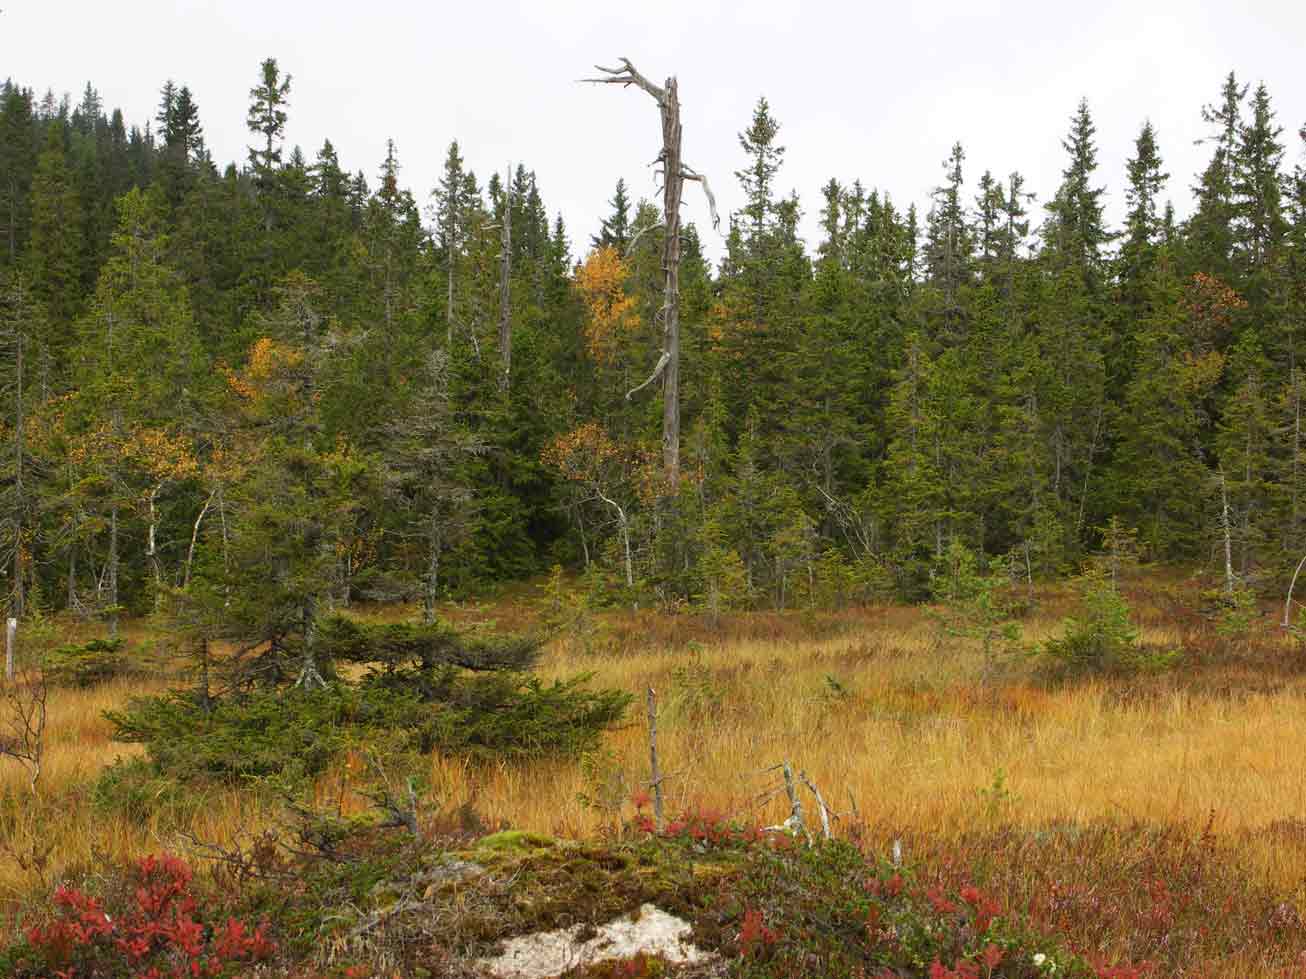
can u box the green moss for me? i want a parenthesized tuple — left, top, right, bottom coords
(473, 830, 558, 855)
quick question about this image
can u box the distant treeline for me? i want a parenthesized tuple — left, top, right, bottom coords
(0, 64, 1303, 633)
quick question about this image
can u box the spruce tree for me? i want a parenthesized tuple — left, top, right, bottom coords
(591, 177, 632, 253)
(27, 123, 84, 337)
(924, 141, 973, 335)
(1120, 120, 1168, 302)
(1044, 99, 1110, 289)
(69, 187, 206, 632)
(246, 58, 291, 230)
(1232, 82, 1286, 308)
(1187, 72, 1246, 282)
(0, 84, 35, 265)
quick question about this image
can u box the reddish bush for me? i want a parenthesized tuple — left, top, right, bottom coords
(23, 853, 274, 978)
(738, 907, 780, 960)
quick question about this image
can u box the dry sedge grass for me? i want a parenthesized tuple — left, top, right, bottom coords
(5, 573, 1306, 969)
(475, 608, 1306, 889)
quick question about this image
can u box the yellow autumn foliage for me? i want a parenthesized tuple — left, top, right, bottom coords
(574, 246, 640, 364)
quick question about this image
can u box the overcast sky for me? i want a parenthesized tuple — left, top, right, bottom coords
(4, 1, 1305, 265)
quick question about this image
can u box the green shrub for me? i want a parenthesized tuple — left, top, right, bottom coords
(1042, 569, 1178, 676)
(92, 757, 211, 822)
(104, 666, 630, 785)
(43, 637, 130, 687)
(932, 540, 1025, 674)
(667, 658, 725, 723)
(1209, 585, 1258, 642)
(315, 614, 541, 672)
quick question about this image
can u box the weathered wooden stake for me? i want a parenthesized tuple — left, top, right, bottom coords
(647, 687, 664, 832)
(781, 761, 812, 846)
(5, 616, 15, 682)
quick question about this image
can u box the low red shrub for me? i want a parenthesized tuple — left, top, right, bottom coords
(24, 853, 274, 979)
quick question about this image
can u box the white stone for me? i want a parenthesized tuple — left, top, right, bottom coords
(475, 903, 714, 979)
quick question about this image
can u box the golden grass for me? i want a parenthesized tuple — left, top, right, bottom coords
(5, 572, 1306, 971)
(456, 617, 1306, 878)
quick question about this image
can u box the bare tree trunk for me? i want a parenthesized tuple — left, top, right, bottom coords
(217, 487, 230, 572)
(1219, 470, 1235, 596)
(11, 322, 23, 619)
(576, 504, 591, 569)
(108, 503, 119, 639)
(498, 166, 512, 392)
(660, 84, 683, 491)
(147, 481, 165, 611)
(587, 58, 718, 493)
(423, 517, 441, 624)
(296, 594, 325, 689)
(183, 489, 216, 589)
(594, 489, 634, 588)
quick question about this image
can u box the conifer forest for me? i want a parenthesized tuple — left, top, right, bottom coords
(4, 45, 1306, 979)
(0, 63, 1304, 622)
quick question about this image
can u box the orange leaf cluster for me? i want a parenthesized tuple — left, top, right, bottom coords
(222, 337, 304, 402)
(574, 246, 640, 364)
(542, 421, 622, 484)
(1184, 272, 1247, 351)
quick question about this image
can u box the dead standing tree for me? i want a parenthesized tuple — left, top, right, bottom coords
(584, 58, 719, 492)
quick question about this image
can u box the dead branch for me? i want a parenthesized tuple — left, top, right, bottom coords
(625, 220, 664, 257)
(588, 55, 718, 490)
(680, 165, 721, 229)
(798, 770, 833, 840)
(581, 58, 666, 104)
(1285, 553, 1306, 628)
(626, 351, 670, 401)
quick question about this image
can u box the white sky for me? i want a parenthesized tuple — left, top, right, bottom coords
(4, 0, 1305, 266)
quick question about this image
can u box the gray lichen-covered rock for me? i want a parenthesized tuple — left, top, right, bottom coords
(474, 903, 717, 978)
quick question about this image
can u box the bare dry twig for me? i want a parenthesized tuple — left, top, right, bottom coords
(0, 666, 47, 794)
